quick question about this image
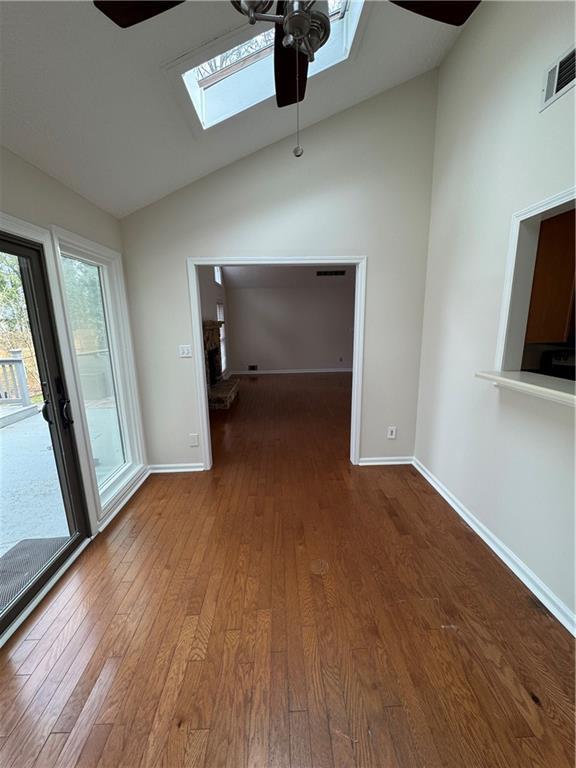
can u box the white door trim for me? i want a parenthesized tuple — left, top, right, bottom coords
(186, 255, 367, 469)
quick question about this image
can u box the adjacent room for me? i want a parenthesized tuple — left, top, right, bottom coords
(197, 264, 358, 467)
(0, 1, 574, 766)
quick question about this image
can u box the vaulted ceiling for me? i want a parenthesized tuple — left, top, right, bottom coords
(0, 1, 461, 217)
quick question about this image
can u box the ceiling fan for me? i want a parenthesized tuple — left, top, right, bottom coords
(93, 1, 481, 108)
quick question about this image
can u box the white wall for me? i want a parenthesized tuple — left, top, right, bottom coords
(0, 147, 122, 250)
(415, 2, 575, 616)
(224, 266, 355, 372)
(122, 71, 437, 465)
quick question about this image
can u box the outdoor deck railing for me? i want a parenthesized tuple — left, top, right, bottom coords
(0, 350, 31, 406)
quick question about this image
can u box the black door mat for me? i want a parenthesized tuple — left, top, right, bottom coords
(0, 537, 69, 612)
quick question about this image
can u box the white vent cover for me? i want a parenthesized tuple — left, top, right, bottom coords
(541, 47, 575, 111)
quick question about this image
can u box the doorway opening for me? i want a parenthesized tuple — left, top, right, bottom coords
(188, 257, 366, 470)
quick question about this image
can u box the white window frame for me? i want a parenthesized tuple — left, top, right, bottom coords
(51, 227, 148, 524)
(192, 1, 348, 91)
(476, 187, 575, 407)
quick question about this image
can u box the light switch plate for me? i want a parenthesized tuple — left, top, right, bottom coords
(178, 344, 192, 358)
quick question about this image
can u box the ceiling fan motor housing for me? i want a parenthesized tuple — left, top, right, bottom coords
(284, 1, 330, 60)
(302, 2, 330, 56)
(283, 1, 311, 40)
(231, 0, 274, 20)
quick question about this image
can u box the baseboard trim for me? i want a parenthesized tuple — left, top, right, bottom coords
(148, 463, 205, 473)
(229, 368, 353, 375)
(358, 456, 414, 466)
(412, 458, 576, 636)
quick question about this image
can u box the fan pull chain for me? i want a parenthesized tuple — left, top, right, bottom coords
(293, 50, 303, 158)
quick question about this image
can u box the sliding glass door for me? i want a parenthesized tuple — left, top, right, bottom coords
(60, 257, 126, 487)
(0, 233, 89, 634)
(55, 231, 146, 519)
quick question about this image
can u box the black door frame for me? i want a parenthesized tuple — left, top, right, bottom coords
(0, 231, 91, 635)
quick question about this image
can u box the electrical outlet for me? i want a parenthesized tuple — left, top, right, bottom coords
(387, 426, 397, 440)
(189, 433, 199, 447)
(178, 344, 192, 358)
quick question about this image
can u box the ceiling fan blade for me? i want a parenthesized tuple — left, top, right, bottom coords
(93, 1, 184, 28)
(389, 1, 480, 26)
(274, 1, 309, 108)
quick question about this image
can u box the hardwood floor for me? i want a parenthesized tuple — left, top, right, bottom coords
(0, 373, 573, 767)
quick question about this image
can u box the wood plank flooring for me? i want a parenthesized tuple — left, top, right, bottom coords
(0, 373, 573, 767)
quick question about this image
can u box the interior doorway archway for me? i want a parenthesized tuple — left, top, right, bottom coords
(187, 255, 367, 470)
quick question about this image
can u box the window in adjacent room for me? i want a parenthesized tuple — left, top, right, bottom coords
(217, 302, 227, 372)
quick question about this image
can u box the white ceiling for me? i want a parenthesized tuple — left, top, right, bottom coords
(0, 1, 461, 217)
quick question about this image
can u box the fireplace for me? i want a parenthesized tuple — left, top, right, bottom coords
(207, 346, 221, 387)
(202, 319, 239, 410)
(203, 321, 223, 389)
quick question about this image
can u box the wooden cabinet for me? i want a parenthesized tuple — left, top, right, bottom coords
(525, 209, 575, 344)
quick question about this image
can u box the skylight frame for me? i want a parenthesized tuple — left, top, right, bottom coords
(193, 0, 348, 91)
(176, 0, 365, 130)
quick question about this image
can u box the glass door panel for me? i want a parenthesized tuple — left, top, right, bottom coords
(0, 236, 89, 634)
(60, 257, 126, 487)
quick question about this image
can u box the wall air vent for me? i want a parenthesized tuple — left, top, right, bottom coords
(316, 270, 346, 277)
(541, 47, 575, 111)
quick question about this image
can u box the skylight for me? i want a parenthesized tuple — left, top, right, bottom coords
(183, 0, 364, 129)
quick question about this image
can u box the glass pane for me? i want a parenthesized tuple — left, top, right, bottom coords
(61, 257, 125, 487)
(191, 0, 345, 88)
(0, 252, 71, 613)
(183, 0, 364, 128)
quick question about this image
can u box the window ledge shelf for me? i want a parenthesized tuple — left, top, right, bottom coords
(476, 371, 576, 407)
